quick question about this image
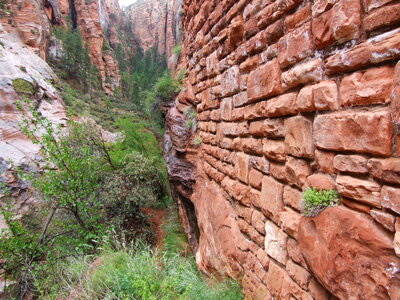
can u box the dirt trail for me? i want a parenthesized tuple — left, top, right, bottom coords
(142, 207, 166, 249)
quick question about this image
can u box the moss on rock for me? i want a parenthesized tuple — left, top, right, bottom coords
(12, 78, 34, 95)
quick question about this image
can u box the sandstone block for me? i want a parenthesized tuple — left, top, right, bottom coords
(286, 157, 312, 188)
(270, 162, 288, 183)
(242, 137, 264, 155)
(264, 221, 288, 264)
(249, 118, 285, 138)
(247, 59, 282, 101)
(249, 168, 263, 189)
(284, 3, 311, 31)
(227, 15, 245, 50)
(238, 219, 265, 247)
(315, 150, 335, 174)
(283, 185, 303, 211)
(236, 204, 253, 223)
(395, 217, 400, 256)
(221, 177, 251, 206)
(284, 116, 314, 159)
(370, 209, 396, 232)
(220, 98, 233, 121)
(222, 122, 249, 136)
(266, 261, 290, 297)
(312, 0, 340, 16)
(263, 139, 287, 162)
(278, 22, 313, 68)
(249, 156, 270, 174)
(286, 259, 311, 290)
(381, 185, 400, 214)
(279, 208, 301, 238)
(333, 154, 369, 174)
(341, 198, 372, 214)
(282, 58, 323, 89)
(313, 110, 393, 156)
(313, 0, 361, 49)
(392, 61, 400, 123)
(297, 81, 339, 112)
(260, 176, 284, 223)
(235, 152, 250, 183)
(220, 66, 241, 97)
(363, 0, 396, 11)
(306, 174, 336, 190)
(364, 3, 400, 32)
(336, 175, 381, 207)
(206, 51, 219, 76)
(239, 55, 260, 73)
(281, 273, 314, 300)
(264, 19, 284, 45)
(326, 30, 400, 74)
(251, 209, 266, 234)
(232, 92, 248, 107)
(264, 92, 298, 117)
(308, 278, 330, 300)
(368, 158, 400, 185)
(298, 206, 400, 299)
(287, 238, 307, 267)
(340, 65, 394, 106)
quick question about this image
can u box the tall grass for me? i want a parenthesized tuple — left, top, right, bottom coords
(41, 209, 243, 300)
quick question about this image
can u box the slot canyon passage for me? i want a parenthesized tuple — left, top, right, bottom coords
(0, 0, 400, 299)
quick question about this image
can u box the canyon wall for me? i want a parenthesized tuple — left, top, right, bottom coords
(125, 0, 182, 56)
(0, 0, 124, 167)
(166, 0, 400, 298)
(0, 0, 122, 93)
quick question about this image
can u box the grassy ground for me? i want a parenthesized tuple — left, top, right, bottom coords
(44, 207, 243, 300)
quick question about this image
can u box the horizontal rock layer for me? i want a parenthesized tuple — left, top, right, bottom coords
(166, 0, 400, 299)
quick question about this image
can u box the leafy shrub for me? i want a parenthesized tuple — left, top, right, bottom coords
(172, 44, 181, 56)
(302, 188, 339, 217)
(155, 72, 180, 99)
(43, 209, 243, 300)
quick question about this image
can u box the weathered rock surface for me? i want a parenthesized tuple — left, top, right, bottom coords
(164, 0, 400, 298)
(298, 206, 400, 299)
(125, 0, 182, 57)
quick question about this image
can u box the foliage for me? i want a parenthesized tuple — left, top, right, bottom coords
(172, 44, 181, 56)
(0, 202, 46, 298)
(193, 136, 202, 147)
(38, 209, 243, 300)
(110, 118, 170, 204)
(155, 72, 181, 100)
(1, 99, 168, 297)
(302, 188, 339, 217)
(184, 106, 197, 131)
(53, 27, 100, 93)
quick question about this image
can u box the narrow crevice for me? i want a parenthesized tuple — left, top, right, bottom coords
(68, 0, 78, 29)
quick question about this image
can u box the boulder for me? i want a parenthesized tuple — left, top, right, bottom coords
(298, 206, 400, 299)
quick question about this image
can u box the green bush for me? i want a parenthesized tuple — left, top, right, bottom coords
(155, 72, 180, 99)
(172, 44, 181, 56)
(42, 209, 243, 300)
(302, 188, 339, 217)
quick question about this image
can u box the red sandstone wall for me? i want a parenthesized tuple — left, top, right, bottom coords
(167, 0, 400, 298)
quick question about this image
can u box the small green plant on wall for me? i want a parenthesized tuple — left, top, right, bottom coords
(193, 136, 202, 147)
(302, 188, 339, 217)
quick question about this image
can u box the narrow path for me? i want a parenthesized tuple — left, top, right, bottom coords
(142, 207, 166, 249)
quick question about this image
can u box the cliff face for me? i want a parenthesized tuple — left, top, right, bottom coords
(166, 0, 400, 298)
(0, 0, 122, 93)
(73, 0, 121, 92)
(125, 0, 182, 57)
